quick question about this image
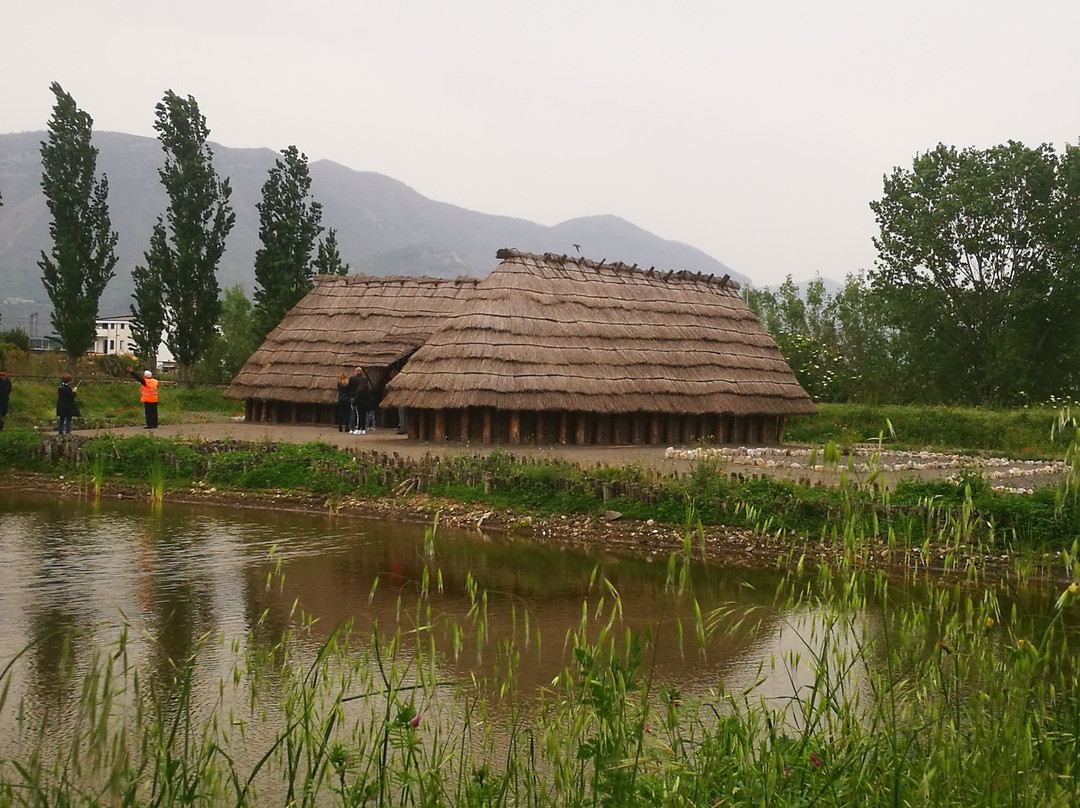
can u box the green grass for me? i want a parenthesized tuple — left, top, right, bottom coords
(0, 378, 243, 429)
(786, 403, 1076, 459)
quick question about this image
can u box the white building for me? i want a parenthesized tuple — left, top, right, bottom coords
(94, 316, 175, 365)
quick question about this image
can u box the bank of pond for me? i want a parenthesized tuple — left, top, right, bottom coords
(2, 426, 1080, 555)
(1, 494, 1080, 807)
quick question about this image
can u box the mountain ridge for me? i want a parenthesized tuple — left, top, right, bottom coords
(0, 130, 743, 332)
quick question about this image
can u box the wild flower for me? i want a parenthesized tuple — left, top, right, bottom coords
(809, 752, 821, 768)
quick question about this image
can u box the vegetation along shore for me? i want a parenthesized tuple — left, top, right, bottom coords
(3, 379, 1080, 579)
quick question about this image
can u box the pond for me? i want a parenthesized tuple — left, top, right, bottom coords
(1, 493, 1076, 805)
(0, 494, 809, 711)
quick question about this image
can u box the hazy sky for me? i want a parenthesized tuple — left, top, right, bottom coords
(4, 0, 1079, 286)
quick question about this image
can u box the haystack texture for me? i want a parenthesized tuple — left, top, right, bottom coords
(381, 250, 816, 445)
(224, 275, 480, 424)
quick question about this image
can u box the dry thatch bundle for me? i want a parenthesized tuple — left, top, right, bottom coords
(225, 274, 480, 405)
(382, 250, 816, 417)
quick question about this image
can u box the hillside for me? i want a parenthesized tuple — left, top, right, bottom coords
(0, 131, 742, 333)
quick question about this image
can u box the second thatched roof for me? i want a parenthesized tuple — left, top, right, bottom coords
(225, 274, 480, 404)
(382, 250, 816, 416)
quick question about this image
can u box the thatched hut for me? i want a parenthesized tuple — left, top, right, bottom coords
(381, 249, 816, 445)
(225, 274, 480, 424)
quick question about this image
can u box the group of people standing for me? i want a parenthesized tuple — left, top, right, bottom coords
(337, 366, 376, 434)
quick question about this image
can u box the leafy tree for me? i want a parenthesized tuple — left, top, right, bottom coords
(130, 223, 168, 370)
(38, 82, 118, 373)
(744, 277, 845, 401)
(194, 286, 259, 383)
(312, 227, 350, 276)
(145, 90, 235, 385)
(870, 141, 1080, 404)
(0, 328, 30, 352)
(252, 145, 323, 339)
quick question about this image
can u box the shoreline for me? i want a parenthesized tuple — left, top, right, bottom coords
(3, 468, 1058, 584)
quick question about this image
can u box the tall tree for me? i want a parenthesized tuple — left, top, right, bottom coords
(870, 141, 1080, 404)
(193, 285, 258, 383)
(144, 90, 235, 384)
(129, 222, 169, 370)
(252, 145, 323, 338)
(312, 227, 350, 276)
(38, 82, 118, 373)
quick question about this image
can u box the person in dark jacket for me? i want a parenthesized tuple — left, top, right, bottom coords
(336, 372, 352, 432)
(56, 374, 78, 435)
(0, 370, 11, 431)
(347, 366, 372, 434)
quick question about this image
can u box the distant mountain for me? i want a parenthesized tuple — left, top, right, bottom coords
(0, 131, 744, 334)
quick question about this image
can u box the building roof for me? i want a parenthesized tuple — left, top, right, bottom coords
(382, 249, 816, 417)
(224, 274, 481, 403)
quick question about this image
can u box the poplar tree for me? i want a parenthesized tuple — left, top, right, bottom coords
(141, 90, 235, 384)
(38, 82, 118, 373)
(129, 223, 168, 370)
(313, 228, 350, 276)
(252, 145, 323, 339)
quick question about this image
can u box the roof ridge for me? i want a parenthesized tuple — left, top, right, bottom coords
(493, 248, 738, 290)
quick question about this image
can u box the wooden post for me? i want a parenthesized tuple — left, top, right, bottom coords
(558, 412, 568, 444)
(575, 412, 586, 445)
(407, 410, 421, 440)
(648, 413, 659, 445)
(482, 409, 492, 443)
(509, 410, 521, 444)
(535, 412, 545, 445)
(433, 409, 446, 441)
(460, 408, 470, 442)
(683, 414, 697, 443)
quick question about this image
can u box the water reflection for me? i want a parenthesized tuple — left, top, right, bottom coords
(1, 494, 1070, 753)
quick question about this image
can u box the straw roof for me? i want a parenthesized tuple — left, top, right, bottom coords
(382, 250, 816, 416)
(225, 274, 480, 404)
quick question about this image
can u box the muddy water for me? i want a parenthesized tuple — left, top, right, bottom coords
(0, 493, 1065, 769)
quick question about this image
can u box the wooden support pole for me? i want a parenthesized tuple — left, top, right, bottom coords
(482, 409, 492, 443)
(433, 409, 446, 441)
(460, 408, 470, 442)
(648, 413, 659, 445)
(575, 413, 587, 445)
(683, 414, 697, 443)
(509, 410, 521, 444)
(558, 412, 568, 445)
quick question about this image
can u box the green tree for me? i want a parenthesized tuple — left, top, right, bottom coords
(38, 82, 118, 374)
(194, 285, 259, 383)
(130, 223, 168, 370)
(252, 145, 323, 339)
(870, 141, 1080, 404)
(312, 227, 350, 276)
(147, 90, 235, 385)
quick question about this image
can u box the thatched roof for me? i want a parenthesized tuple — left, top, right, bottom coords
(382, 250, 816, 416)
(225, 274, 480, 404)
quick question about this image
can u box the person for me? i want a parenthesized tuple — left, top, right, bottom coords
(128, 368, 159, 429)
(335, 372, 352, 432)
(0, 369, 10, 431)
(347, 366, 372, 435)
(56, 374, 78, 435)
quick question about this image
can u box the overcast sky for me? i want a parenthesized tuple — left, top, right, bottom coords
(3, 0, 1079, 286)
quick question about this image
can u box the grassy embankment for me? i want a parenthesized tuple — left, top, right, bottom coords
(3, 519, 1080, 806)
(3, 393, 1080, 554)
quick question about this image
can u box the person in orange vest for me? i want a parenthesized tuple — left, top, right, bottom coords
(128, 368, 159, 429)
